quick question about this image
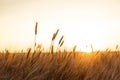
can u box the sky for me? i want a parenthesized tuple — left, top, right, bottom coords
(0, 0, 120, 52)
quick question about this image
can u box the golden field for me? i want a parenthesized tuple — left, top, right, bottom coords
(0, 50, 120, 80)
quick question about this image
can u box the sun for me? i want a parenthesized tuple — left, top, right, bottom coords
(81, 46, 92, 53)
(75, 43, 93, 53)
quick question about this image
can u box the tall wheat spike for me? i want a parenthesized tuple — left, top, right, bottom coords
(59, 35, 64, 45)
(60, 40, 64, 47)
(52, 29, 59, 41)
(34, 22, 38, 52)
(51, 29, 59, 53)
(90, 44, 93, 52)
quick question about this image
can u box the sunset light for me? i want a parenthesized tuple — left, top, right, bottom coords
(0, 0, 120, 52)
(1, 0, 120, 79)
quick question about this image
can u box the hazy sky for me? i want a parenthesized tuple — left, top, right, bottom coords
(0, 0, 120, 51)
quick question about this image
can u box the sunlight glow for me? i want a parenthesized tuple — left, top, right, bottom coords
(0, 0, 120, 52)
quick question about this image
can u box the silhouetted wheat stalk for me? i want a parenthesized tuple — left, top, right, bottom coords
(34, 22, 38, 52)
(90, 44, 93, 53)
(57, 35, 64, 51)
(50, 29, 59, 53)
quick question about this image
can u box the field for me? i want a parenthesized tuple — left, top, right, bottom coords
(0, 50, 120, 80)
(0, 28, 120, 80)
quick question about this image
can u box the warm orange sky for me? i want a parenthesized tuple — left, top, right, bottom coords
(0, 0, 120, 52)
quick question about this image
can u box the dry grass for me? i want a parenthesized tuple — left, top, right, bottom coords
(0, 51, 120, 80)
(1, 26, 120, 80)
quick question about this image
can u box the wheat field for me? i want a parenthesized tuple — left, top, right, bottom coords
(0, 26, 120, 80)
(0, 50, 120, 80)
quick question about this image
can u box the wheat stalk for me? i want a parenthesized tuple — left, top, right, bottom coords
(52, 29, 59, 41)
(58, 35, 64, 50)
(51, 29, 59, 54)
(59, 35, 64, 45)
(34, 22, 38, 52)
(60, 40, 64, 47)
